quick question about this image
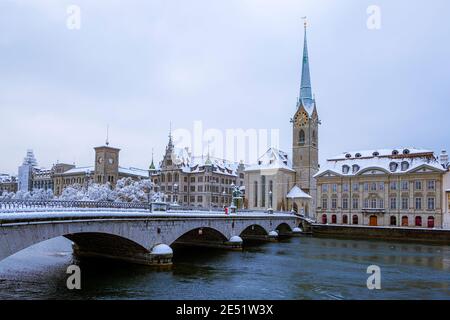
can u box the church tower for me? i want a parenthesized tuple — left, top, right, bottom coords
(292, 21, 320, 208)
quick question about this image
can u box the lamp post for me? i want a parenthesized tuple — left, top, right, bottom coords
(173, 183, 178, 205)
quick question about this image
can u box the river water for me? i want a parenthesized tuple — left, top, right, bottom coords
(0, 236, 449, 300)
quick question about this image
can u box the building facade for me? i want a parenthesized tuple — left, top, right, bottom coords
(315, 148, 448, 228)
(53, 144, 148, 196)
(0, 174, 18, 194)
(18, 149, 38, 192)
(441, 151, 450, 229)
(244, 22, 317, 215)
(152, 134, 246, 209)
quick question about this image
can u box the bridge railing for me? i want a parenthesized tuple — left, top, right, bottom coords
(0, 199, 151, 212)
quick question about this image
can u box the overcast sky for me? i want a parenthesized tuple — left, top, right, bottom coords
(0, 0, 449, 175)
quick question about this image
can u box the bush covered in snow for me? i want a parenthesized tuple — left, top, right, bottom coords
(1, 178, 163, 204)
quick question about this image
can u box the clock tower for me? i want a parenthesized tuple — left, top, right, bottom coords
(292, 21, 320, 209)
(94, 141, 120, 185)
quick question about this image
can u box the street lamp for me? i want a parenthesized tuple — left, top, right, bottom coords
(173, 183, 178, 204)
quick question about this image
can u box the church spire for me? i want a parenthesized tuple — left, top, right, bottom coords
(299, 18, 313, 106)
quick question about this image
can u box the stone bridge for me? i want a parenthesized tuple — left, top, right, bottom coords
(0, 205, 304, 266)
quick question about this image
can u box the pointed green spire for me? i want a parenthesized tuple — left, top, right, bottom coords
(299, 20, 313, 106)
(149, 148, 156, 171)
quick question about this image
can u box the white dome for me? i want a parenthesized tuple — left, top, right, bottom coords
(293, 227, 303, 233)
(269, 231, 278, 237)
(151, 244, 173, 255)
(229, 236, 243, 243)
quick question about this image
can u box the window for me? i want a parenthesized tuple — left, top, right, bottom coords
(254, 181, 258, 207)
(190, 186, 195, 192)
(364, 199, 369, 208)
(190, 177, 195, 183)
(198, 186, 203, 192)
(343, 215, 348, 224)
(299, 130, 305, 145)
(343, 183, 349, 192)
(322, 198, 328, 209)
(342, 165, 350, 174)
(352, 183, 359, 192)
(401, 181, 409, 190)
(390, 216, 397, 226)
(401, 161, 409, 171)
(261, 176, 266, 208)
(389, 162, 398, 172)
(379, 183, 385, 191)
(364, 183, 369, 191)
(190, 196, 195, 203)
(415, 181, 422, 190)
(378, 199, 384, 209)
(352, 198, 359, 209)
(370, 182, 377, 191)
(322, 184, 328, 193)
(198, 196, 203, 202)
(427, 180, 436, 191)
(352, 215, 359, 225)
(332, 184, 337, 193)
(390, 197, 397, 210)
(342, 198, 349, 209)
(427, 197, 435, 210)
(415, 197, 422, 210)
(401, 197, 409, 210)
(371, 198, 377, 209)
(322, 214, 327, 224)
(352, 165, 360, 173)
(390, 181, 397, 190)
(331, 198, 337, 209)
(415, 216, 422, 227)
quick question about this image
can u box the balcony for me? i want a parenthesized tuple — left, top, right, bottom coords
(362, 208, 386, 214)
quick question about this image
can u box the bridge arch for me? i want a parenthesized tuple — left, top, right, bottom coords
(171, 227, 229, 248)
(274, 223, 293, 236)
(238, 224, 269, 238)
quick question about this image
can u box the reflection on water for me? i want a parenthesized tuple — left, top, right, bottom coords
(0, 236, 449, 300)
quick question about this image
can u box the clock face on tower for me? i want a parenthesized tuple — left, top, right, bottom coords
(108, 157, 114, 165)
(294, 110, 309, 127)
(97, 156, 103, 164)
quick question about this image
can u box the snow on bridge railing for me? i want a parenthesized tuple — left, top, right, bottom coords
(0, 199, 151, 212)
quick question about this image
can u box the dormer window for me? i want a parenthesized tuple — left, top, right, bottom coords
(342, 165, 350, 174)
(345, 153, 351, 159)
(403, 149, 410, 155)
(401, 161, 409, 171)
(389, 162, 398, 172)
(352, 164, 360, 173)
(373, 151, 380, 157)
(355, 153, 362, 158)
(392, 150, 399, 156)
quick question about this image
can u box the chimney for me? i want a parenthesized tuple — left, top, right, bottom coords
(440, 150, 449, 167)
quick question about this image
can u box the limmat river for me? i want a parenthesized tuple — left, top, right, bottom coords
(0, 236, 449, 300)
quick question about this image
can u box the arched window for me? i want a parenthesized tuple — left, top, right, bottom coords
(331, 215, 337, 224)
(299, 130, 305, 145)
(402, 216, 409, 227)
(390, 216, 397, 226)
(343, 215, 348, 224)
(167, 173, 172, 182)
(161, 174, 165, 182)
(312, 130, 317, 145)
(352, 215, 359, 225)
(174, 173, 179, 182)
(322, 214, 327, 224)
(427, 216, 435, 228)
(253, 181, 258, 207)
(415, 216, 422, 227)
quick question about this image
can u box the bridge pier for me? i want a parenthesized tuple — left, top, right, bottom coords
(172, 236, 243, 251)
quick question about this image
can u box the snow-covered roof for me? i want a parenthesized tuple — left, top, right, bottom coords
(169, 148, 244, 176)
(0, 174, 16, 184)
(329, 148, 433, 161)
(62, 166, 95, 175)
(119, 167, 149, 178)
(316, 148, 445, 178)
(286, 185, 311, 199)
(245, 148, 295, 173)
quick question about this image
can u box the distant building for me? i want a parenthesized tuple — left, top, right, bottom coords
(0, 174, 18, 194)
(18, 149, 38, 192)
(152, 133, 246, 209)
(441, 151, 450, 229)
(53, 143, 148, 196)
(314, 148, 448, 228)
